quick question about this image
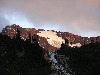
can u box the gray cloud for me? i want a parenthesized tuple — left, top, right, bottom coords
(0, 0, 100, 37)
(0, 8, 11, 31)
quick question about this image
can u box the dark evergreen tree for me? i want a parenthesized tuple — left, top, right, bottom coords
(0, 30, 51, 75)
(28, 32, 31, 43)
(70, 41, 73, 45)
(65, 38, 69, 45)
(58, 39, 100, 75)
(84, 40, 86, 45)
(16, 28, 21, 40)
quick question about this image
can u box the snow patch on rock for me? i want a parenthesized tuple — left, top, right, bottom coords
(37, 31, 64, 48)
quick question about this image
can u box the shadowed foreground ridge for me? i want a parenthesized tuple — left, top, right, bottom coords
(0, 29, 51, 75)
(0, 26, 100, 75)
(57, 39, 100, 75)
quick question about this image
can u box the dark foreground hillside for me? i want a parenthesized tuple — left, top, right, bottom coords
(1, 28, 100, 75)
(0, 29, 51, 75)
(57, 39, 100, 75)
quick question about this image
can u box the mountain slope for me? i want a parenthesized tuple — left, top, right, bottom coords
(1, 24, 100, 52)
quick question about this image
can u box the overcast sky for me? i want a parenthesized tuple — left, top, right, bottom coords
(0, 0, 100, 37)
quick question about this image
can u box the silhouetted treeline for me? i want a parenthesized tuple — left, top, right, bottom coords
(0, 29, 51, 75)
(57, 39, 100, 75)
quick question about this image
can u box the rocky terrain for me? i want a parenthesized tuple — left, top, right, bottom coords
(1, 24, 100, 52)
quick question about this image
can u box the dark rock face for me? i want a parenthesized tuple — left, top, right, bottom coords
(1, 24, 100, 52)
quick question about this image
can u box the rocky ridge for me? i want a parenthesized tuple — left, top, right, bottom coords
(1, 24, 100, 52)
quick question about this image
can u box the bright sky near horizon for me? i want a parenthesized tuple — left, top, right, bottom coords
(0, 0, 100, 37)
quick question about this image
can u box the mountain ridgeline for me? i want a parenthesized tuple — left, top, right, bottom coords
(2, 24, 100, 52)
(0, 25, 100, 75)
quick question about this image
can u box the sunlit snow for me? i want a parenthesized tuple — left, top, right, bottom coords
(37, 31, 65, 48)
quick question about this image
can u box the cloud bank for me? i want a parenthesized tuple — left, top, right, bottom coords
(0, 0, 100, 37)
